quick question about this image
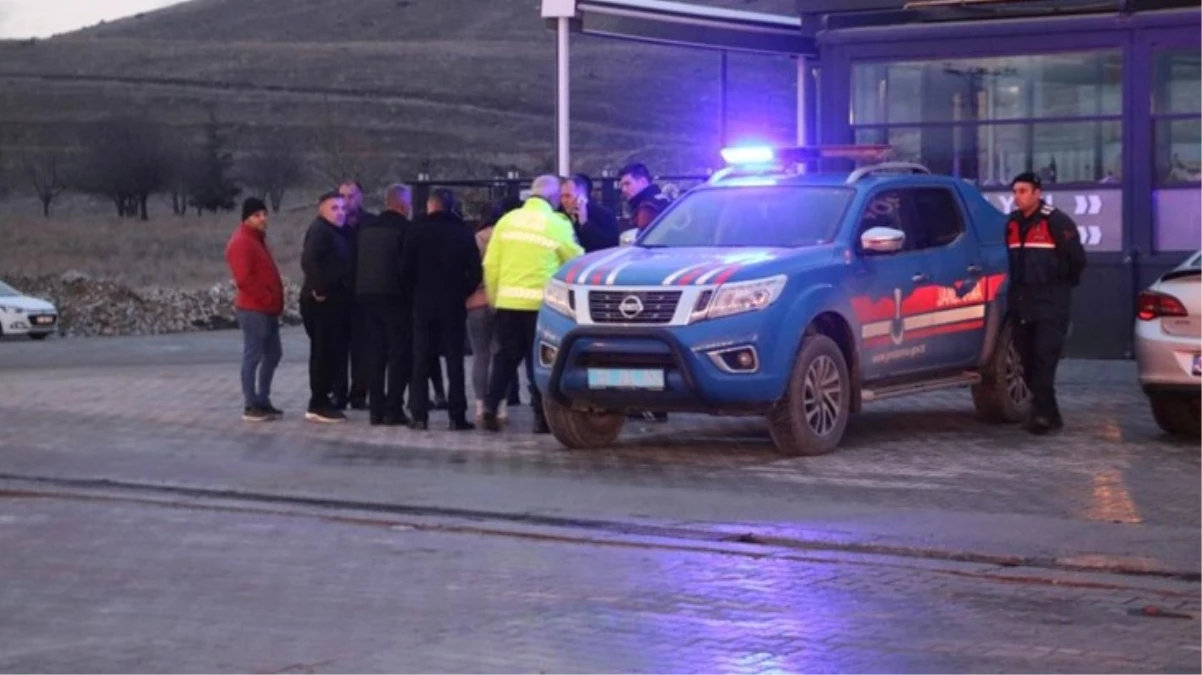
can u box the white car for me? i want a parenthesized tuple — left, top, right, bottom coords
(0, 280, 59, 340)
(1134, 250, 1201, 437)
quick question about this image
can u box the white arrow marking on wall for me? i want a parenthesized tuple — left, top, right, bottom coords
(1073, 194, 1103, 216)
(1077, 226, 1103, 246)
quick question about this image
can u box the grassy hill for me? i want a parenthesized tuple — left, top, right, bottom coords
(0, 0, 802, 181)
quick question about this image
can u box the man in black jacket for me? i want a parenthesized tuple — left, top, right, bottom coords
(356, 183, 413, 426)
(561, 174, 620, 253)
(336, 179, 374, 410)
(1006, 172, 1087, 434)
(300, 191, 353, 423)
(401, 188, 482, 431)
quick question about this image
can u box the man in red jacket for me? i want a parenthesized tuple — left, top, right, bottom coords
(226, 197, 285, 422)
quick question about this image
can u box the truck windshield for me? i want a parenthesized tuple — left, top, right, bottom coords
(638, 185, 853, 249)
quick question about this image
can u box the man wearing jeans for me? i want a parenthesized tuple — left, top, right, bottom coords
(225, 197, 285, 422)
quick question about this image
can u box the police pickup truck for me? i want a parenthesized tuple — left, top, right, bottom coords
(533, 145, 1030, 456)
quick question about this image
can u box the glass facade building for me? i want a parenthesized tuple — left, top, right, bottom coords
(815, 7, 1202, 357)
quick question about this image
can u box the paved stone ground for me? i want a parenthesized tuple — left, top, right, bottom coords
(0, 492, 1198, 674)
(0, 328, 1196, 574)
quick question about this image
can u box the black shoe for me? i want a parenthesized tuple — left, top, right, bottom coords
(482, 412, 502, 433)
(409, 419, 428, 431)
(370, 414, 404, 427)
(261, 404, 284, 418)
(533, 415, 550, 435)
(305, 408, 347, 424)
(349, 397, 368, 411)
(242, 406, 270, 422)
(450, 418, 475, 431)
(330, 396, 349, 411)
(1025, 416, 1052, 435)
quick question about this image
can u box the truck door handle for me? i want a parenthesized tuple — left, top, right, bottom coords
(966, 264, 984, 276)
(911, 273, 930, 284)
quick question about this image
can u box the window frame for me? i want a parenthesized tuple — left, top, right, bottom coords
(856, 185, 967, 256)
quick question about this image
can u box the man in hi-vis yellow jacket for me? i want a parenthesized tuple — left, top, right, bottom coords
(482, 175, 584, 433)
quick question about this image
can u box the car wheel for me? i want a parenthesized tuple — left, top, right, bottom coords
(972, 322, 1031, 423)
(1149, 393, 1200, 438)
(768, 334, 850, 456)
(28, 333, 49, 341)
(543, 398, 625, 449)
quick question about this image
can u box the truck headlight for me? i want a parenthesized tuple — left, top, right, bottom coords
(704, 275, 787, 320)
(543, 279, 575, 319)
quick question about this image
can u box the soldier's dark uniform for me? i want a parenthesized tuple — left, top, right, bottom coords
(1005, 173, 1087, 433)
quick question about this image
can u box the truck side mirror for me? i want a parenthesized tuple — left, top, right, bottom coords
(619, 229, 638, 247)
(860, 226, 906, 254)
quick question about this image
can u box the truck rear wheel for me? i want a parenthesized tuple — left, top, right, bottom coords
(768, 334, 850, 456)
(1149, 393, 1201, 438)
(972, 322, 1031, 423)
(543, 398, 625, 449)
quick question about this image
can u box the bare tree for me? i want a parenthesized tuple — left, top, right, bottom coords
(75, 117, 170, 221)
(24, 152, 66, 218)
(239, 137, 302, 212)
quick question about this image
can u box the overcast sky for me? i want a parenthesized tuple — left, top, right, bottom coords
(0, 0, 184, 38)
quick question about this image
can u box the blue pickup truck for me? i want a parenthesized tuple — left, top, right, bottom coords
(533, 146, 1031, 455)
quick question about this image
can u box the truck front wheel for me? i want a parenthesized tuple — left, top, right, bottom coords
(543, 398, 625, 449)
(972, 322, 1032, 423)
(768, 334, 851, 456)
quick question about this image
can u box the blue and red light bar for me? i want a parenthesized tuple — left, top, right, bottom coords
(720, 144, 893, 167)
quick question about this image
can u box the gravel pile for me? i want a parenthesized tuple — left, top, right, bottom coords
(8, 272, 303, 338)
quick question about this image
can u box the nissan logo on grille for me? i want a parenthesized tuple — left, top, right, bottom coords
(618, 295, 644, 319)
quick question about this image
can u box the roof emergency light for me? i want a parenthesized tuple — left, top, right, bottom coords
(720, 144, 893, 167)
(721, 145, 776, 165)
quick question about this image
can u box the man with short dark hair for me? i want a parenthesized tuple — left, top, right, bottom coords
(356, 183, 413, 426)
(225, 197, 284, 422)
(561, 174, 619, 252)
(335, 179, 373, 410)
(617, 163, 672, 231)
(300, 191, 354, 423)
(402, 187, 482, 431)
(1006, 171, 1087, 434)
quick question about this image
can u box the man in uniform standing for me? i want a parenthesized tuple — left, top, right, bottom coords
(1006, 172, 1087, 434)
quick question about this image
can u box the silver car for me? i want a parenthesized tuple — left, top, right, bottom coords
(1134, 250, 1201, 437)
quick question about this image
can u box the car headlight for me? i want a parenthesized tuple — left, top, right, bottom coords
(543, 279, 575, 319)
(703, 275, 787, 321)
(0, 305, 22, 314)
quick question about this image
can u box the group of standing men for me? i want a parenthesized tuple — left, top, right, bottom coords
(224, 163, 676, 433)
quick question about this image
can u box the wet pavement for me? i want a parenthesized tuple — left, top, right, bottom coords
(0, 328, 1199, 672)
(0, 489, 1198, 674)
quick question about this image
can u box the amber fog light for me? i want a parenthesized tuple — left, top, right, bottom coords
(708, 346, 759, 373)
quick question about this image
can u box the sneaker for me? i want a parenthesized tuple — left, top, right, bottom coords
(305, 408, 347, 424)
(450, 417, 475, 431)
(242, 406, 270, 422)
(261, 404, 284, 418)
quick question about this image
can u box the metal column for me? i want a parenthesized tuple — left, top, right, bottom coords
(796, 56, 809, 146)
(556, 16, 571, 176)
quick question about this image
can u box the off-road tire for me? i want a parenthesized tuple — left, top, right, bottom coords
(972, 322, 1032, 423)
(767, 334, 851, 456)
(543, 398, 625, 449)
(1149, 393, 1201, 438)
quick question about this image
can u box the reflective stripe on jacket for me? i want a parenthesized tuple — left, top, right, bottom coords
(484, 198, 584, 311)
